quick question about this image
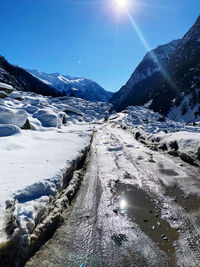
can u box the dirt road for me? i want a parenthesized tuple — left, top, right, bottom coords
(26, 122, 200, 266)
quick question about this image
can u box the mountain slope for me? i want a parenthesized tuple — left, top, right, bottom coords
(148, 15, 200, 118)
(0, 56, 60, 97)
(110, 40, 180, 111)
(111, 15, 200, 122)
(27, 70, 113, 102)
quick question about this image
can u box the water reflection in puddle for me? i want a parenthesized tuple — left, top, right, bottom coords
(113, 182, 179, 266)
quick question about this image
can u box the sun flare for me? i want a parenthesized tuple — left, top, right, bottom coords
(116, 0, 128, 8)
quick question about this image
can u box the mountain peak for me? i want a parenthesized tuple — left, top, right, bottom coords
(110, 39, 180, 111)
(181, 14, 200, 44)
(27, 69, 113, 102)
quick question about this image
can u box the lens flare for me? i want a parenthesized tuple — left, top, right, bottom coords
(116, 0, 128, 8)
(125, 9, 175, 88)
(120, 198, 127, 209)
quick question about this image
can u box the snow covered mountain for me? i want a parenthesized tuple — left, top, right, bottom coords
(110, 40, 180, 111)
(27, 70, 113, 102)
(163, 15, 200, 121)
(147, 15, 200, 119)
(0, 56, 60, 97)
(111, 15, 200, 123)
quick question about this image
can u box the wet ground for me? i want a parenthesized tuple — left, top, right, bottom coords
(26, 122, 200, 267)
(113, 182, 179, 266)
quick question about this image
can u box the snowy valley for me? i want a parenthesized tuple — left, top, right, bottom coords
(0, 14, 200, 267)
(0, 78, 200, 266)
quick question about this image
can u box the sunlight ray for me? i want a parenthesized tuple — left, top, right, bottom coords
(126, 9, 175, 88)
(109, 16, 120, 79)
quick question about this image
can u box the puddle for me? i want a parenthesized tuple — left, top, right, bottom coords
(159, 169, 179, 176)
(165, 185, 200, 211)
(113, 182, 179, 266)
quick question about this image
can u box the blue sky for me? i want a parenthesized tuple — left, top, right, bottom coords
(0, 0, 199, 92)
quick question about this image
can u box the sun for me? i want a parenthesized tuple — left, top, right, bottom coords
(116, 0, 128, 8)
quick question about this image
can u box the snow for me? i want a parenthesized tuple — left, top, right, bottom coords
(0, 124, 21, 137)
(118, 105, 200, 163)
(0, 106, 28, 127)
(27, 69, 113, 102)
(121, 106, 200, 133)
(0, 82, 13, 91)
(0, 91, 9, 98)
(167, 90, 200, 123)
(0, 84, 112, 243)
(111, 40, 180, 107)
(0, 80, 199, 264)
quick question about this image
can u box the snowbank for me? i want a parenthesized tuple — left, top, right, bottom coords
(0, 124, 21, 137)
(0, 82, 14, 93)
(0, 83, 112, 265)
(0, 125, 92, 241)
(118, 106, 200, 165)
(0, 106, 28, 128)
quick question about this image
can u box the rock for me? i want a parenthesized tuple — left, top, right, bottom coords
(158, 116, 166, 122)
(169, 141, 179, 151)
(168, 150, 179, 157)
(0, 82, 14, 94)
(21, 119, 31, 130)
(135, 132, 141, 140)
(113, 209, 118, 214)
(25, 105, 38, 114)
(5, 200, 14, 209)
(0, 106, 28, 128)
(143, 118, 149, 124)
(197, 147, 200, 161)
(10, 91, 24, 101)
(121, 125, 127, 130)
(37, 113, 62, 128)
(0, 91, 9, 99)
(159, 143, 168, 151)
(155, 137, 160, 142)
(180, 153, 196, 166)
(62, 115, 67, 124)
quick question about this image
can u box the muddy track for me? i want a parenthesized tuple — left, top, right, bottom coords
(108, 126, 200, 266)
(25, 122, 200, 267)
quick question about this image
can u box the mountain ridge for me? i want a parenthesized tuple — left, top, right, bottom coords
(27, 69, 113, 102)
(110, 15, 200, 122)
(110, 40, 180, 111)
(0, 56, 61, 97)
